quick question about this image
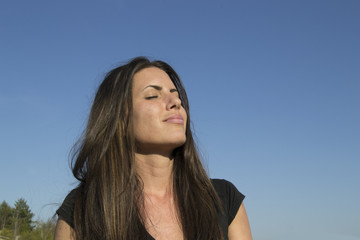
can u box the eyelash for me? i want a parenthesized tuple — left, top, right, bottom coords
(145, 96, 158, 100)
(144, 91, 179, 100)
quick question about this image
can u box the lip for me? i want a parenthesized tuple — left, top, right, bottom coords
(164, 114, 184, 124)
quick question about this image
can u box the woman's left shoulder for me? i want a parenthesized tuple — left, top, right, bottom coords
(211, 178, 245, 221)
(212, 179, 252, 239)
(211, 178, 245, 199)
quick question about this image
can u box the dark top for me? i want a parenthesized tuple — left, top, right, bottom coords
(57, 178, 244, 239)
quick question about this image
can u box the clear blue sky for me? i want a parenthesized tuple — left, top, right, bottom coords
(1, 1, 359, 239)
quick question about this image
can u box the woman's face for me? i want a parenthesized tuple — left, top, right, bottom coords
(132, 67, 187, 154)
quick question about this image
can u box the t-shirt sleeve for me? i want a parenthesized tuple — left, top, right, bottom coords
(211, 178, 245, 225)
(225, 180, 245, 225)
(56, 188, 77, 228)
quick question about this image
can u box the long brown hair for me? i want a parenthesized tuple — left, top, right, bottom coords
(71, 57, 223, 240)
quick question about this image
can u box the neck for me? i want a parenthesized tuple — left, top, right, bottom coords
(135, 152, 174, 197)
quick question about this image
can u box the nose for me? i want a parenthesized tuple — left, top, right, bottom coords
(166, 93, 182, 110)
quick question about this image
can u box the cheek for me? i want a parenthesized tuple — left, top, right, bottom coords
(133, 106, 145, 135)
(133, 106, 159, 133)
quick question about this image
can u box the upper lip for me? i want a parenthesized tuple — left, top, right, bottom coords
(164, 114, 184, 122)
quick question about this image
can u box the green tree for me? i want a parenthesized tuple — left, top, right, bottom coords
(0, 201, 13, 230)
(0, 198, 56, 240)
(0, 227, 13, 239)
(12, 198, 34, 236)
(16, 218, 56, 240)
(35, 218, 56, 240)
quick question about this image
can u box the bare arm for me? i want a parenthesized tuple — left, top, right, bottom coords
(228, 203, 252, 240)
(54, 218, 75, 240)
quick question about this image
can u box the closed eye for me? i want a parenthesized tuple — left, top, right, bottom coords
(170, 89, 179, 97)
(170, 89, 178, 93)
(145, 96, 158, 99)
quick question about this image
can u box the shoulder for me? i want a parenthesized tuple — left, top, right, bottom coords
(56, 188, 80, 228)
(211, 178, 245, 202)
(211, 178, 237, 190)
(211, 178, 245, 225)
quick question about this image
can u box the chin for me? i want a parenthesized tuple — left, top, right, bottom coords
(172, 136, 186, 145)
(172, 141, 186, 148)
(135, 138, 186, 154)
(164, 137, 186, 151)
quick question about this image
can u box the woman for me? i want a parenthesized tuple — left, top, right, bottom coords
(55, 57, 252, 240)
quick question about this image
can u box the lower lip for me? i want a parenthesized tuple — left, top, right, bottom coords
(165, 119, 184, 124)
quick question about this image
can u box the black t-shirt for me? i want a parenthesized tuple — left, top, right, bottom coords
(57, 179, 244, 239)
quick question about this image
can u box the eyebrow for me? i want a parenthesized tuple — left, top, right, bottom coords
(142, 85, 178, 92)
(143, 85, 162, 91)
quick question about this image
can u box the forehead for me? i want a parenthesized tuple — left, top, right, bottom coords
(132, 67, 176, 90)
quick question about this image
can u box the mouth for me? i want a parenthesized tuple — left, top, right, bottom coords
(164, 114, 184, 124)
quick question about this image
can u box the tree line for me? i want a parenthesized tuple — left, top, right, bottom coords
(0, 198, 55, 240)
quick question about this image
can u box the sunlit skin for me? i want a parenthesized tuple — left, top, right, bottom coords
(132, 67, 187, 240)
(132, 67, 187, 157)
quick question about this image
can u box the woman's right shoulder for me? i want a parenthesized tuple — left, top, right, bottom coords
(54, 217, 76, 240)
(56, 187, 81, 228)
(55, 187, 81, 240)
